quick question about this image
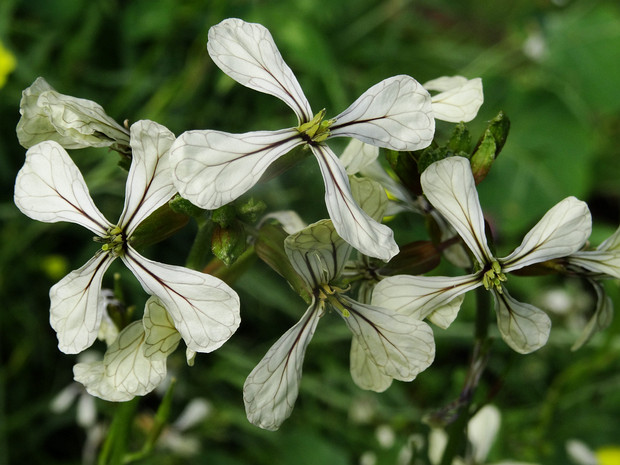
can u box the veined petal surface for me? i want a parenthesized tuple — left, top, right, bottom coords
(340, 296, 435, 382)
(170, 128, 302, 209)
(103, 320, 167, 397)
(123, 248, 240, 353)
(493, 287, 551, 354)
(330, 75, 434, 151)
(73, 361, 134, 402)
(312, 144, 398, 261)
(501, 196, 591, 272)
(349, 337, 393, 393)
(14, 141, 111, 236)
(244, 304, 322, 431)
(50, 252, 116, 354)
(118, 120, 177, 235)
(421, 156, 492, 265)
(349, 175, 389, 223)
(371, 274, 479, 320)
(425, 76, 483, 123)
(207, 18, 313, 124)
(339, 138, 379, 175)
(142, 297, 182, 360)
(284, 219, 352, 288)
(571, 280, 613, 350)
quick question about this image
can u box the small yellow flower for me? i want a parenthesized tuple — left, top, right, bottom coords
(0, 41, 17, 88)
(596, 446, 620, 465)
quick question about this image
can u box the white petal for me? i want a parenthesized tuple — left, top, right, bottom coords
(73, 361, 134, 402)
(142, 296, 182, 359)
(312, 144, 398, 261)
(423, 76, 470, 92)
(330, 75, 434, 151)
(207, 18, 313, 123)
(339, 138, 379, 175)
(421, 156, 493, 265)
(597, 225, 620, 251)
(340, 296, 435, 382)
(14, 141, 111, 236)
(349, 175, 389, 223)
(118, 120, 177, 235)
(371, 274, 479, 321)
(50, 252, 116, 354)
(493, 287, 551, 354)
(426, 295, 467, 330)
(501, 196, 591, 272)
(571, 280, 613, 350)
(258, 210, 306, 234)
(243, 304, 322, 431)
(103, 320, 167, 396)
(123, 248, 240, 353)
(426, 76, 484, 123)
(468, 404, 501, 463)
(170, 128, 302, 209)
(568, 250, 620, 279)
(284, 219, 352, 288)
(349, 337, 393, 392)
(16, 77, 129, 150)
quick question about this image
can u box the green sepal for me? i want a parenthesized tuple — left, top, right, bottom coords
(418, 146, 470, 174)
(470, 111, 510, 184)
(385, 149, 423, 196)
(211, 220, 247, 266)
(169, 194, 206, 218)
(255, 222, 313, 304)
(380, 240, 441, 276)
(447, 122, 472, 154)
(128, 203, 189, 250)
(237, 197, 267, 223)
(211, 204, 237, 228)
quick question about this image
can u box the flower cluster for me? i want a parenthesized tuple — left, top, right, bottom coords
(14, 17, 614, 434)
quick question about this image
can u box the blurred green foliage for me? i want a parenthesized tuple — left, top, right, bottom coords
(1, 0, 620, 464)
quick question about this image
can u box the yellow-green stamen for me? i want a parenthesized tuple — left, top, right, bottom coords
(95, 225, 126, 257)
(482, 259, 507, 293)
(317, 283, 351, 317)
(296, 109, 334, 144)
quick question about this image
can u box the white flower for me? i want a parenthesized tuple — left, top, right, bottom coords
(243, 219, 435, 430)
(372, 156, 592, 353)
(14, 119, 240, 355)
(73, 297, 189, 401)
(423, 76, 484, 123)
(428, 404, 539, 465)
(169, 18, 435, 261)
(16, 77, 130, 152)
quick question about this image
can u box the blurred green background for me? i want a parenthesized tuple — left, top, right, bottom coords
(2, 0, 620, 464)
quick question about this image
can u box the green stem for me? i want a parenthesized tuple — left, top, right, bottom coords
(439, 287, 492, 465)
(185, 216, 214, 271)
(98, 398, 140, 465)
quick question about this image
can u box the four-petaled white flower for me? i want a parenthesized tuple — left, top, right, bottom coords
(169, 18, 435, 261)
(372, 156, 592, 354)
(14, 119, 240, 355)
(244, 217, 435, 431)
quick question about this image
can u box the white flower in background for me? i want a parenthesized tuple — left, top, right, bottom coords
(74, 297, 191, 401)
(170, 18, 435, 261)
(14, 119, 240, 355)
(243, 218, 435, 430)
(428, 404, 539, 465)
(372, 156, 592, 353)
(568, 225, 620, 279)
(16, 77, 130, 152)
(423, 76, 484, 123)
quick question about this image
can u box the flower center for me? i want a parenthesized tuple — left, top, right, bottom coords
(317, 283, 352, 317)
(94, 225, 127, 257)
(482, 259, 507, 293)
(296, 109, 334, 144)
